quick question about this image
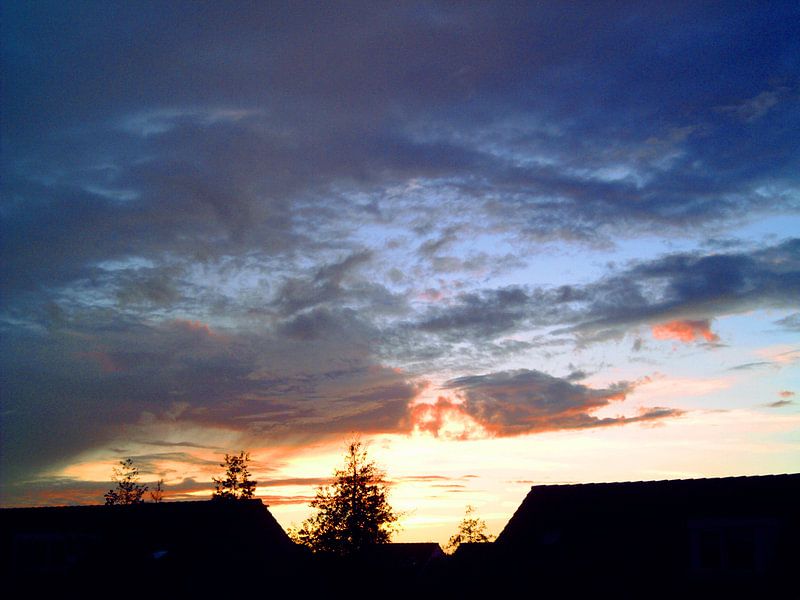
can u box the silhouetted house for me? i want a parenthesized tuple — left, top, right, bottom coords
(432, 540, 497, 594)
(1, 499, 301, 594)
(362, 541, 444, 574)
(308, 542, 445, 594)
(493, 474, 800, 598)
(451, 541, 494, 565)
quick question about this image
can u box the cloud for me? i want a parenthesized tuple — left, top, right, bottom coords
(407, 239, 800, 347)
(766, 400, 794, 408)
(141, 440, 223, 450)
(718, 89, 786, 122)
(274, 250, 375, 317)
(560, 239, 800, 341)
(259, 477, 331, 488)
(417, 226, 461, 257)
(2, 3, 799, 503)
(579, 239, 800, 330)
(2, 238, 795, 494)
(1, 477, 114, 507)
(415, 287, 532, 340)
(765, 390, 795, 408)
(0, 473, 215, 507)
(0, 308, 421, 491)
(412, 369, 681, 438)
(395, 475, 456, 483)
(651, 319, 719, 343)
(3, 5, 799, 318)
(114, 266, 184, 307)
(775, 313, 800, 331)
(728, 361, 773, 371)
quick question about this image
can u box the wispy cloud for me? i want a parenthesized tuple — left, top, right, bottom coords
(717, 88, 787, 122)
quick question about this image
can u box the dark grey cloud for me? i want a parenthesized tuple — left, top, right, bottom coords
(121, 452, 221, 473)
(273, 250, 400, 317)
(417, 226, 462, 257)
(568, 238, 800, 339)
(3, 3, 799, 313)
(0, 307, 420, 494)
(2, 5, 797, 328)
(413, 369, 680, 437)
(565, 369, 589, 382)
(765, 400, 794, 408)
(114, 267, 185, 307)
(409, 238, 800, 344)
(729, 362, 773, 372)
(775, 313, 800, 331)
(416, 287, 532, 340)
(141, 440, 223, 450)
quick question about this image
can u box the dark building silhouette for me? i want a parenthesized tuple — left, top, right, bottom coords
(450, 540, 494, 564)
(0, 499, 302, 595)
(3, 474, 798, 598)
(296, 541, 446, 594)
(482, 473, 800, 598)
(360, 541, 444, 579)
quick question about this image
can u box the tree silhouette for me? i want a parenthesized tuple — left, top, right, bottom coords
(104, 458, 148, 505)
(446, 505, 494, 553)
(291, 440, 399, 554)
(212, 451, 257, 500)
(150, 478, 165, 503)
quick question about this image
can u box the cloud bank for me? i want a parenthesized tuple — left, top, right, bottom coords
(2, 2, 798, 502)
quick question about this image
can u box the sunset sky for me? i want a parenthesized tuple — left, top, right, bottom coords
(2, 2, 799, 544)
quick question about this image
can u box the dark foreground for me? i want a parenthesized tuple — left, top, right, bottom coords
(3, 474, 798, 599)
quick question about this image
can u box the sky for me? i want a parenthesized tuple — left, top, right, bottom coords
(1, 1, 799, 543)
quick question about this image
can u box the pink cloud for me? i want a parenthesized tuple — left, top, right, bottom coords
(651, 319, 719, 343)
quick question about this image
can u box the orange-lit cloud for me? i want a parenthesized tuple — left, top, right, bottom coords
(21, 483, 109, 507)
(651, 319, 719, 343)
(411, 369, 682, 438)
(411, 396, 485, 440)
(779, 390, 795, 398)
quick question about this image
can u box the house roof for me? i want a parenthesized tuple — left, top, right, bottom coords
(496, 473, 800, 547)
(1, 498, 294, 557)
